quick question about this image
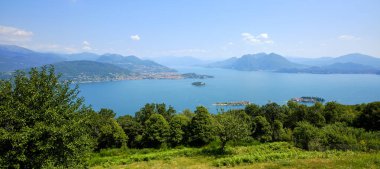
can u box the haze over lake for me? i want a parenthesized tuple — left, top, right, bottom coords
(78, 67, 380, 116)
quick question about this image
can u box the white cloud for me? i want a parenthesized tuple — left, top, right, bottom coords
(338, 35, 359, 41)
(130, 35, 140, 41)
(0, 25, 33, 42)
(82, 40, 92, 50)
(241, 32, 274, 44)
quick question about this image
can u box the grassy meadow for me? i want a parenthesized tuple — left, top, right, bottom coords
(89, 142, 380, 169)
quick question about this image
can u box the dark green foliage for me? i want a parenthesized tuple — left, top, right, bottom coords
(356, 102, 380, 131)
(215, 111, 252, 150)
(0, 66, 93, 168)
(135, 103, 156, 124)
(244, 104, 261, 117)
(293, 121, 322, 150)
(135, 103, 175, 124)
(285, 101, 309, 128)
(252, 116, 272, 142)
(188, 106, 216, 147)
(307, 102, 326, 127)
(84, 109, 127, 150)
(181, 109, 195, 119)
(272, 120, 286, 141)
(321, 123, 380, 151)
(168, 114, 190, 147)
(117, 115, 143, 148)
(323, 102, 346, 124)
(143, 114, 170, 148)
(260, 102, 285, 124)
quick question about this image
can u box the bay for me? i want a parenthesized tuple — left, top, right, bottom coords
(77, 67, 380, 116)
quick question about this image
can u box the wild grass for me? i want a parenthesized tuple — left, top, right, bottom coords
(89, 142, 380, 169)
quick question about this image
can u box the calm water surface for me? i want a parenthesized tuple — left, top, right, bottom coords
(77, 67, 380, 116)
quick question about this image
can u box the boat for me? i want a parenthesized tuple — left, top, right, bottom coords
(291, 96, 325, 103)
(192, 81, 205, 86)
(213, 101, 250, 106)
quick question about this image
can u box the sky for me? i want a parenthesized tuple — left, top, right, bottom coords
(0, 0, 379, 59)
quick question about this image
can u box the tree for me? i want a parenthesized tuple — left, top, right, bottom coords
(84, 109, 127, 150)
(143, 114, 170, 148)
(252, 116, 272, 142)
(135, 103, 176, 124)
(188, 106, 216, 147)
(260, 102, 285, 124)
(215, 111, 251, 150)
(117, 115, 143, 148)
(245, 104, 261, 117)
(356, 102, 380, 131)
(307, 102, 326, 127)
(181, 109, 195, 119)
(285, 101, 308, 129)
(293, 121, 322, 150)
(272, 120, 286, 141)
(168, 114, 190, 147)
(323, 102, 345, 124)
(135, 103, 156, 124)
(0, 66, 94, 168)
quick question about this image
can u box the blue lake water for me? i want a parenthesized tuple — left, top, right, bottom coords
(77, 67, 380, 116)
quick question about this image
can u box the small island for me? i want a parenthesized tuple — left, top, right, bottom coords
(291, 96, 325, 103)
(213, 101, 251, 106)
(192, 81, 206, 86)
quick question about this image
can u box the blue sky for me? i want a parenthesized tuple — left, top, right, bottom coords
(0, 0, 379, 59)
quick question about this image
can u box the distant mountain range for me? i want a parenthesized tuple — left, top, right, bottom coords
(0, 44, 65, 71)
(150, 56, 212, 67)
(208, 53, 380, 75)
(2, 44, 380, 80)
(288, 53, 380, 68)
(0, 44, 213, 82)
(0, 44, 173, 73)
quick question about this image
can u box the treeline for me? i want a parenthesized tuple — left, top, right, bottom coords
(1, 67, 379, 168)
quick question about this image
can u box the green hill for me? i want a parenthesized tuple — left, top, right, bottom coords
(209, 53, 303, 71)
(51, 60, 132, 82)
(97, 54, 176, 73)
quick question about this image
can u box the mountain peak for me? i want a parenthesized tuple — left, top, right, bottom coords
(0, 44, 35, 54)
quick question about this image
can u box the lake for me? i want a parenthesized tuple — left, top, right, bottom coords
(77, 67, 380, 116)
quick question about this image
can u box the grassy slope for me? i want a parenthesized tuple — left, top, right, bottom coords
(89, 142, 380, 169)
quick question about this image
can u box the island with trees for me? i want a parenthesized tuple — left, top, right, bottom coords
(0, 67, 379, 168)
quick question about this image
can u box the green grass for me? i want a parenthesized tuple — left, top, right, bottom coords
(89, 142, 380, 169)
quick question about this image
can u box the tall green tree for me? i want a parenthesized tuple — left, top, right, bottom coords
(252, 116, 272, 142)
(260, 102, 286, 124)
(272, 120, 286, 141)
(143, 114, 170, 148)
(0, 66, 94, 168)
(117, 115, 143, 148)
(188, 106, 216, 147)
(307, 102, 326, 127)
(84, 109, 127, 150)
(244, 104, 261, 117)
(168, 114, 190, 147)
(293, 121, 322, 150)
(356, 102, 380, 131)
(215, 111, 251, 150)
(135, 103, 156, 124)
